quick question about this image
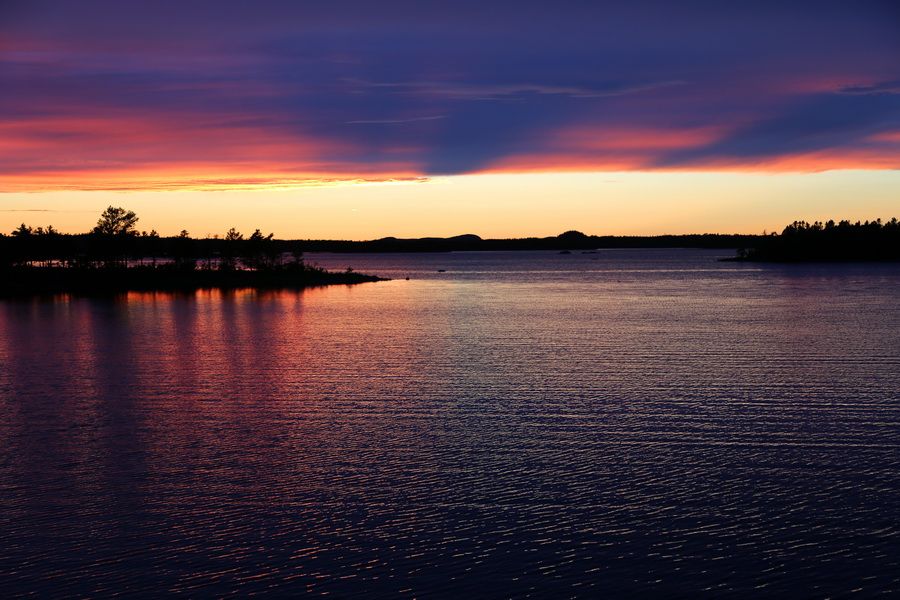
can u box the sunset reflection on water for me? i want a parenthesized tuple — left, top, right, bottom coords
(1, 250, 899, 596)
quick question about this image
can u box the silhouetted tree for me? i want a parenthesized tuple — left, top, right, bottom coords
(245, 229, 276, 269)
(145, 230, 161, 267)
(221, 228, 243, 270)
(89, 206, 140, 267)
(93, 206, 139, 236)
(172, 229, 196, 270)
(11, 223, 33, 237)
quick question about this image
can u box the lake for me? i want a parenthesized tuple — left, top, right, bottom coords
(1, 249, 898, 597)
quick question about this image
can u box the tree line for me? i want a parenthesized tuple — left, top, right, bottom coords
(737, 218, 900, 261)
(0, 206, 304, 271)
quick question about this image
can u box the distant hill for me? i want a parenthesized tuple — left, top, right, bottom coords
(298, 231, 759, 253)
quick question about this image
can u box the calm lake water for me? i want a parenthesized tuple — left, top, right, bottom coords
(1, 249, 899, 597)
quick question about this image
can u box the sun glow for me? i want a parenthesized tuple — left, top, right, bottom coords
(2, 170, 898, 239)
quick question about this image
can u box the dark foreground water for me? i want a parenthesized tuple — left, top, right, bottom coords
(1, 249, 899, 597)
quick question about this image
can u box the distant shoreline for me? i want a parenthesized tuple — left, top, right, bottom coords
(291, 232, 759, 253)
(5, 209, 897, 277)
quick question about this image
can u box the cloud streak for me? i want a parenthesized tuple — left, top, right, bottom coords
(346, 115, 447, 125)
(347, 79, 686, 100)
(838, 79, 900, 96)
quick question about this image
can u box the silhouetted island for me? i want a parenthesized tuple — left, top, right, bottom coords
(0, 207, 385, 297)
(728, 218, 900, 262)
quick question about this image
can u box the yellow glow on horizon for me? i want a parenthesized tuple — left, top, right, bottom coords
(1, 170, 898, 239)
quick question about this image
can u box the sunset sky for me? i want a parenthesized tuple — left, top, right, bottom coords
(1, 0, 898, 238)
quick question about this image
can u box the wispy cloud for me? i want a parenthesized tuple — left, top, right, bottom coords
(1, 175, 431, 193)
(838, 79, 900, 95)
(348, 79, 686, 100)
(346, 115, 447, 125)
